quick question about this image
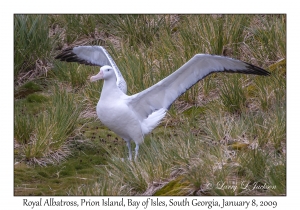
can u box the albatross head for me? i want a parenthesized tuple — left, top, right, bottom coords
(90, 65, 115, 82)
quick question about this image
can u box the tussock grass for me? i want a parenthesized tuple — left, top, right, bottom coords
(14, 14, 286, 196)
(179, 15, 250, 56)
(103, 15, 169, 47)
(14, 80, 43, 99)
(26, 93, 49, 103)
(21, 88, 83, 165)
(244, 15, 286, 66)
(14, 15, 59, 82)
(14, 108, 35, 144)
(51, 61, 93, 88)
(220, 75, 247, 114)
(52, 15, 99, 45)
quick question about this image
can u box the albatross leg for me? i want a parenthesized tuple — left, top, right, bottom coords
(126, 141, 132, 161)
(134, 144, 139, 160)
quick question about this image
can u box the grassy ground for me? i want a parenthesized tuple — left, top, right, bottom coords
(14, 14, 286, 196)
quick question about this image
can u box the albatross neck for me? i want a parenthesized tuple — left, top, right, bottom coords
(100, 77, 124, 100)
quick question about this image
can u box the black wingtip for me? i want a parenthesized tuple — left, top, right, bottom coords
(55, 47, 75, 61)
(54, 47, 99, 67)
(245, 62, 271, 76)
(209, 54, 271, 76)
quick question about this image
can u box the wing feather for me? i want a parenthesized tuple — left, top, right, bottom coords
(55, 46, 127, 93)
(127, 54, 270, 121)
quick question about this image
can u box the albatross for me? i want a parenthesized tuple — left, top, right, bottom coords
(55, 46, 270, 160)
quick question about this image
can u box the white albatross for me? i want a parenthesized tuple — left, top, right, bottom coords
(55, 46, 270, 160)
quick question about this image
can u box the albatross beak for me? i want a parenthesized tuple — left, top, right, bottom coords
(90, 71, 103, 82)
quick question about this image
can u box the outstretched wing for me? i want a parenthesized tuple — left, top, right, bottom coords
(127, 54, 270, 121)
(55, 46, 127, 93)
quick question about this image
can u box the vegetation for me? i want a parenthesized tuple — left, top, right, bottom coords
(14, 14, 286, 196)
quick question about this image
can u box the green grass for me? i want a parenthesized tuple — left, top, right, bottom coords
(14, 108, 35, 144)
(245, 15, 286, 65)
(14, 15, 59, 80)
(50, 61, 94, 88)
(26, 93, 49, 103)
(220, 75, 247, 114)
(19, 88, 84, 164)
(14, 14, 286, 196)
(14, 81, 43, 98)
(97, 15, 169, 47)
(179, 15, 250, 56)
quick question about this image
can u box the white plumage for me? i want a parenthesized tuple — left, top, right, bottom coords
(56, 46, 270, 160)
